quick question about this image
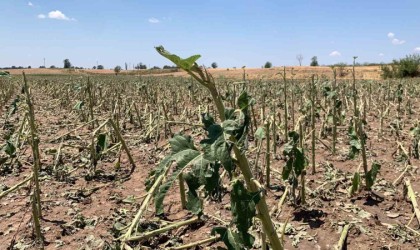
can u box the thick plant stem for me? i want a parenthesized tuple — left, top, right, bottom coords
(311, 75, 316, 174)
(265, 121, 271, 188)
(261, 231, 267, 250)
(122, 174, 165, 242)
(133, 104, 143, 129)
(23, 73, 42, 216)
(155, 105, 161, 146)
(23, 73, 43, 247)
(272, 186, 289, 217)
(392, 164, 411, 186)
(272, 111, 277, 157)
(169, 236, 218, 250)
(90, 119, 110, 172)
(232, 145, 283, 249)
(53, 140, 64, 173)
(300, 170, 306, 206)
(162, 102, 173, 138)
(358, 119, 368, 188)
(254, 136, 263, 178)
(332, 68, 337, 154)
(291, 70, 296, 129)
(283, 67, 288, 143)
(108, 119, 136, 173)
(31, 193, 43, 249)
(352, 57, 358, 118)
(178, 173, 187, 209)
(207, 86, 225, 121)
(299, 120, 304, 150)
(0, 174, 32, 200)
(251, 105, 258, 136)
(15, 113, 28, 147)
(336, 224, 350, 250)
(86, 77, 98, 128)
(405, 179, 420, 226)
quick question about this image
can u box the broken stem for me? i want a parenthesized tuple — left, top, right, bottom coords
(169, 236, 218, 250)
(405, 179, 420, 226)
(336, 224, 350, 250)
(126, 216, 200, 242)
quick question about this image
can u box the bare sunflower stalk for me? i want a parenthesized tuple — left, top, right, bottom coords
(23, 72, 43, 248)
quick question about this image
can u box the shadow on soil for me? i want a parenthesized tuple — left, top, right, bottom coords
(292, 208, 326, 229)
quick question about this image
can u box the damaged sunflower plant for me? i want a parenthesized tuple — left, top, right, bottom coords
(143, 46, 284, 249)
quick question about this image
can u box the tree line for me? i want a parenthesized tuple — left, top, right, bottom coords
(3, 55, 411, 72)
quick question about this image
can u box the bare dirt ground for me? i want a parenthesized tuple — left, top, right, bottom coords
(1, 73, 419, 250)
(5, 66, 383, 80)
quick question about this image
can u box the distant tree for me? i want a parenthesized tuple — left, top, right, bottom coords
(310, 56, 319, 66)
(11, 66, 16, 69)
(93, 66, 97, 69)
(114, 65, 122, 75)
(97, 65, 104, 70)
(152, 66, 161, 70)
(28, 66, 32, 69)
(211, 62, 218, 69)
(264, 61, 272, 68)
(125, 62, 128, 70)
(39, 66, 46, 68)
(50, 65, 56, 69)
(63, 59, 72, 69)
(163, 65, 178, 70)
(296, 54, 303, 66)
(135, 63, 147, 69)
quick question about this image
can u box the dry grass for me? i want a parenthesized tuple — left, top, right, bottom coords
(5, 66, 383, 79)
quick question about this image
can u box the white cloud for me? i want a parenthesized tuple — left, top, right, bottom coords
(329, 51, 341, 57)
(414, 47, 420, 52)
(391, 38, 406, 45)
(379, 53, 384, 56)
(28, 2, 33, 6)
(148, 17, 160, 23)
(38, 10, 75, 21)
(387, 32, 406, 45)
(48, 10, 71, 20)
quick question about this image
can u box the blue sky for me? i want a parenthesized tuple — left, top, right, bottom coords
(1, 0, 419, 68)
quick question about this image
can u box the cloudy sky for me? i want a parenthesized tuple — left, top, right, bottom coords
(1, 0, 420, 68)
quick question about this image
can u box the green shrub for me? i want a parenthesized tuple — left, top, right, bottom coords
(381, 54, 420, 79)
(380, 64, 395, 79)
(397, 54, 420, 77)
